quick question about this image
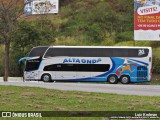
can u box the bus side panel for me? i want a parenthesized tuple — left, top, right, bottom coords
(37, 57, 149, 83)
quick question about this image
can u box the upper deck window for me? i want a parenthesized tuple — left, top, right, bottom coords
(44, 48, 149, 58)
(29, 46, 49, 57)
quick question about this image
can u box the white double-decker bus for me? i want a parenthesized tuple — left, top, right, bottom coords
(20, 46, 152, 84)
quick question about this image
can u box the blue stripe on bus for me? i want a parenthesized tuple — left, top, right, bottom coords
(128, 59, 149, 66)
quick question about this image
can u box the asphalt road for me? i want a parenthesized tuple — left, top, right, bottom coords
(0, 80, 160, 96)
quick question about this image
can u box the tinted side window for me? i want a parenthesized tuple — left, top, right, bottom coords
(112, 49, 128, 57)
(127, 49, 149, 57)
(77, 64, 110, 72)
(43, 48, 54, 57)
(63, 64, 77, 71)
(44, 48, 149, 57)
(44, 64, 110, 72)
(77, 64, 91, 71)
(44, 64, 77, 71)
(91, 64, 110, 72)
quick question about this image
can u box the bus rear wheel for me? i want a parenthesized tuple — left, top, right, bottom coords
(107, 75, 118, 84)
(41, 74, 51, 82)
(120, 75, 130, 84)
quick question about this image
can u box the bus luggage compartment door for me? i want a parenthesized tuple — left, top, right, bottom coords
(137, 66, 148, 81)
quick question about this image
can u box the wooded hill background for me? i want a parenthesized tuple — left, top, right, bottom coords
(0, 0, 160, 77)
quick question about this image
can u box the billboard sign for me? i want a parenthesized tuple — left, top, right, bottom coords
(134, 0, 160, 40)
(24, 0, 59, 15)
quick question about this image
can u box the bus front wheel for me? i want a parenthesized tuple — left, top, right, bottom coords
(41, 74, 51, 82)
(120, 75, 130, 84)
(107, 75, 118, 84)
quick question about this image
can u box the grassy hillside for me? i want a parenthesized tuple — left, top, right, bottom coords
(53, 0, 133, 45)
(20, 0, 134, 45)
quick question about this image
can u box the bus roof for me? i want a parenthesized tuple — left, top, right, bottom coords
(48, 46, 152, 49)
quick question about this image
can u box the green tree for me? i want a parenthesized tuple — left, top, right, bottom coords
(12, 21, 41, 57)
(0, 0, 22, 81)
(11, 21, 54, 77)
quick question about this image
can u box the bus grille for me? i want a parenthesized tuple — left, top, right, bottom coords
(137, 66, 148, 81)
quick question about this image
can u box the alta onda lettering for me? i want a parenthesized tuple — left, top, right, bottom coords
(63, 58, 102, 64)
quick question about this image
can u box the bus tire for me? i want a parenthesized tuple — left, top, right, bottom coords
(120, 75, 130, 84)
(107, 75, 118, 84)
(41, 74, 51, 82)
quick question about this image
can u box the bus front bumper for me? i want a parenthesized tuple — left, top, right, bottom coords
(24, 71, 40, 80)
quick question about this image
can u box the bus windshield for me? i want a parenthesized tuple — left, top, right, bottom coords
(25, 57, 42, 71)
